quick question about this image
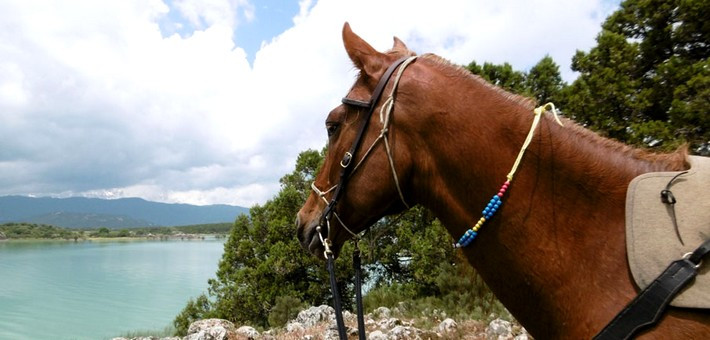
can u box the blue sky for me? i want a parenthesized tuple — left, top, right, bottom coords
(0, 0, 621, 206)
(158, 0, 305, 64)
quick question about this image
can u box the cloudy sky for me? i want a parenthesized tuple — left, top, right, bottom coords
(0, 0, 621, 207)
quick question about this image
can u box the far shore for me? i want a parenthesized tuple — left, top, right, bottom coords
(0, 234, 225, 243)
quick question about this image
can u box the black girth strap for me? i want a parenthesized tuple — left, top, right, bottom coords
(594, 238, 710, 340)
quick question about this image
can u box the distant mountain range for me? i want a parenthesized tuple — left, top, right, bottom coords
(0, 196, 249, 228)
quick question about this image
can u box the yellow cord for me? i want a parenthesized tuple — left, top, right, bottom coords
(506, 103, 564, 181)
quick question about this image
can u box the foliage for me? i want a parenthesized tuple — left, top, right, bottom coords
(268, 296, 306, 328)
(467, 56, 565, 105)
(0, 222, 231, 241)
(0, 223, 82, 240)
(174, 149, 361, 333)
(173, 294, 213, 336)
(561, 0, 709, 154)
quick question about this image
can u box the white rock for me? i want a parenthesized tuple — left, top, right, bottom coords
(377, 317, 403, 330)
(388, 325, 422, 340)
(185, 318, 236, 340)
(285, 321, 304, 333)
(372, 306, 392, 319)
(368, 330, 388, 340)
(486, 318, 513, 340)
(438, 318, 458, 333)
(236, 325, 259, 339)
(291, 305, 335, 327)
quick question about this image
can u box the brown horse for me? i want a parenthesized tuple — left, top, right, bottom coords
(296, 23, 709, 339)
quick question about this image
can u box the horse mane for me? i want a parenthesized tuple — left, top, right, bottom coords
(417, 53, 537, 109)
(385, 49, 689, 172)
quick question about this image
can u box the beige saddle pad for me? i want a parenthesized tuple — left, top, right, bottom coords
(626, 155, 710, 308)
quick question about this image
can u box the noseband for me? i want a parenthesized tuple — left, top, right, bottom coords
(310, 55, 417, 340)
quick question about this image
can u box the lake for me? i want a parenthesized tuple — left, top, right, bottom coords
(0, 238, 225, 340)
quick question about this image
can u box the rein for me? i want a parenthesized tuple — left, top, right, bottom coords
(312, 55, 417, 340)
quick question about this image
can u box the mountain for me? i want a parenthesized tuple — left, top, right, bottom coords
(0, 196, 249, 228)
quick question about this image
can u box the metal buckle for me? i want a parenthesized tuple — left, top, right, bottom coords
(340, 152, 352, 168)
(682, 252, 702, 269)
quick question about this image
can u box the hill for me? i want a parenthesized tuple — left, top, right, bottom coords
(0, 196, 249, 228)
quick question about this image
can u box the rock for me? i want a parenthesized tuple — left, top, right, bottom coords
(514, 333, 530, 340)
(235, 325, 259, 339)
(185, 318, 237, 340)
(285, 321, 304, 333)
(438, 318, 457, 333)
(388, 325, 422, 340)
(291, 305, 335, 327)
(377, 317, 403, 330)
(371, 306, 392, 319)
(368, 330, 387, 340)
(0, 231, 6, 240)
(486, 318, 513, 340)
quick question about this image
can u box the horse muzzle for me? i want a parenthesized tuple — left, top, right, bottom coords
(296, 214, 329, 258)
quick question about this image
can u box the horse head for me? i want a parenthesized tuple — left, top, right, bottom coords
(296, 23, 421, 258)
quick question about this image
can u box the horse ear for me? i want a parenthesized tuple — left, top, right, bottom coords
(392, 36, 408, 51)
(342, 22, 385, 77)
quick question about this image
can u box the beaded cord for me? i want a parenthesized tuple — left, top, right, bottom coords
(454, 103, 563, 248)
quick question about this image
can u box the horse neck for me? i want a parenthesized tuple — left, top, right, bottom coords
(407, 75, 687, 337)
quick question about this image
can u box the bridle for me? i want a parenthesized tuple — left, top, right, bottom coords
(310, 55, 417, 340)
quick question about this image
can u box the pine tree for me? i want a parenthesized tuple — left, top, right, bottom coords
(562, 0, 709, 154)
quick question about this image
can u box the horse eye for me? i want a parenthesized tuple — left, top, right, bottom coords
(326, 123, 339, 137)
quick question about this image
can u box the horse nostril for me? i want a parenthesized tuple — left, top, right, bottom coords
(295, 215, 301, 228)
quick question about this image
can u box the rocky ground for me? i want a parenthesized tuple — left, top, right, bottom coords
(113, 305, 530, 340)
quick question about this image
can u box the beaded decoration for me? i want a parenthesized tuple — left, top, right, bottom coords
(454, 103, 563, 248)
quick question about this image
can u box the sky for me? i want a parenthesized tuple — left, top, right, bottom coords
(0, 0, 621, 207)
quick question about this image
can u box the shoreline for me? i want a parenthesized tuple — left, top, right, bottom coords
(0, 234, 225, 243)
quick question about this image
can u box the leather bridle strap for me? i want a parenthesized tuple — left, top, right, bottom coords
(320, 56, 412, 228)
(321, 56, 413, 340)
(594, 238, 710, 340)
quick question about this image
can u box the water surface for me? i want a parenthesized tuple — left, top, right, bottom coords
(0, 239, 224, 340)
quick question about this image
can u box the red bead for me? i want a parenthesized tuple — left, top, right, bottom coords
(497, 193, 504, 197)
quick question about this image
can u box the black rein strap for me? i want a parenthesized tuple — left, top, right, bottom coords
(594, 238, 710, 340)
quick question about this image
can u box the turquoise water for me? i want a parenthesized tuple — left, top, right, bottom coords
(0, 239, 225, 340)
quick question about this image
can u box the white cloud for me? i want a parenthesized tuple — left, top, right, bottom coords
(0, 0, 619, 206)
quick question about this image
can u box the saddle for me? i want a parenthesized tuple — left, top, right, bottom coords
(626, 155, 710, 308)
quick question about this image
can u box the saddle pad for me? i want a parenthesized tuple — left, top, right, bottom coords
(626, 155, 710, 308)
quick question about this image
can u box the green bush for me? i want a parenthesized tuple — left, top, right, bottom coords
(268, 296, 306, 327)
(173, 294, 212, 336)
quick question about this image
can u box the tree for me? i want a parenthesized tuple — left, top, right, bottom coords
(174, 149, 360, 332)
(467, 61, 528, 94)
(526, 55, 564, 104)
(561, 0, 709, 154)
(466, 56, 565, 106)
